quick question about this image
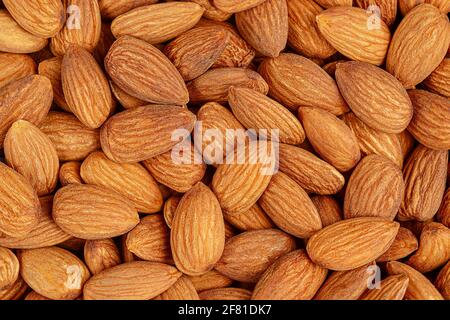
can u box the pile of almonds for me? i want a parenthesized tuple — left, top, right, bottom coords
(0, 0, 449, 301)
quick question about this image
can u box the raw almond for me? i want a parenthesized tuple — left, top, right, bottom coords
(376, 227, 418, 262)
(24, 291, 51, 301)
(435, 261, 450, 299)
(187, 270, 233, 292)
(0, 277, 28, 300)
(423, 58, 450, 98)
(213, 0, 266, 13)
(314, 0, 352, 8)
(84, 239, 121, 275)
(354, 0, 398, 26)
(360, 274, 409, 300)
(59, 162, 83, 186)
(0, 53, 36, 88)
(156, 275, 199, 300)
(399, 0, 450, 15)
(0, 247, 19, 289)
(109, 81, 146, 110)
(398, 130, 416, 159)
(311, 195, 342, 227)
(98, 0, 159, 19)
(38, 57, 69, 111)
(187, 0, 232, 21)
(199, 288, 252, 300)
(224, 203, 274, 231)
(438, 188, 450, 228)
(163, 196, 181, 229)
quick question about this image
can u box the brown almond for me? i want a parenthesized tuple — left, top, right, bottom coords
(423, 58, 450, 98)
(224, 203, 274, 231)
(38, 57, 69, 111)
(0, 53, 36, 88)
(0, 277, 28, 300)
(213, 0, 266, 13)
(98, 0, 159, 20)
(314, 0, 352, 8)
(360, 274, 409, 300)
(156, 275, 199, 300)
(199, 288, 252, 300)
(163, 196, 181, 229)
(84, 239, 121, 275)
(187, 270, 233, 292)
(354, 0, 398, 26)
(59, 162, 83, 186)
(109, 81, 146, 110)
(435, 261, 450, 299)
(438, 188, 450, 228)
(311, 195, 342, 227)
(377, 227, 419, 262)
(0, 247, 19, 289)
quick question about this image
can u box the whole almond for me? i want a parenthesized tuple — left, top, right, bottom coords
(126, 214, 173, 264)
(83, 261, 181, 300)
(258, 53, 348, 114)
(25, 291, 51, 301)
(98, 0, 159, 19)
(423, 58, 450, 98)
(399, 0, 450, 15)
(81, 151, 163, 213)
(0, 248, 19, 289)
(360, 274, 409, 300)
(215, 229, 296, 283)
(109, 81, 146, 110)
(316, 7, 391, 66)
(84, 239, 121, 275)
(213, 0, 266, 13)
(314, 0, 352, 8)
(187, 270, 233, 292)
(407, 89, 450, 150)
(187, 0, 232, 21)
(0, 277, 28, 301)
(354, 0, 398, 26)
(199, 288, 252, 300)
(336, 61, 413, 133)
(435, 261, 450, 299)
(53, 184, 140, 240)
(156, 275, 199, 300)
(438, 188, 450, 228)
(377, 227, 418, 262)
(386, 4, 450, 88)
(38, 57, 69, 111)
(252, 250, 327, 300)
(19, 246, 90, 300)
(307, 217, 399, 271)
(224, 203, 274, 231)
(0, 53, 36, 88)
(299, 107, 361, 172)
(398, 130, 416, 159)
(163, 196, 181, 229)
(111, 2, 204, 44)
(105, 36, 189, 105)
(59, 162, 83, 186)
(311, 195, 342, 227)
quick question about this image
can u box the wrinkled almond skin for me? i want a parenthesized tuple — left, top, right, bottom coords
(111, 3, 204, 44)
(83, 261, 181, 300)
(0, 10, 48, 54)
(435, 261, 450, 299)
(126, 215, 173, 264)
(377, 227, 418, 262)
(407, 90, 450, 150)
(228, 87, 305, 145)
(100, 105, 196, 163)
(213, 0, 266, 13)
(407, 222, 450, 273)
(399, 145, 447, 221)
(109, 81, 146, 110)
(354, 0, 398, 26)
(314, 0, 352, 8)
(215, 229, 296, 283)
(0, 247, 19, 289)
(299, 107, 361, 172)
(187, 67, 268, 104)
(187, 270, 233, 292)
(39, 112, 100, 162)
(344, 155, 404, 220)
(164, 26, 229, 81)
(84, 239, 121, 275)
(53, 184, 140, 240)
(224, 203, 274, 231)
(258, 53, 348, 114)
(99, 0, 159, 20)
(0, 75, 52, 146)
(398, 130, 416, 159)
(387, 261, 444, 300)
(307, 217, 399, 271)
(24, 291, 51, 301)
(59, 162, 83, 186)
(259, 172, 322, 238)
(438, 188, 450, 228)
(252, 250, 327, 300)
(311, 195, 342, 227)
(19, 246, 90, 300)
(199, 288, 252, 300)
(3, 0, 65, 38)
(0, 53, 36, 88)
(0, 277, 28, 300)
(62, 45, 114, 129)
(336, 61, 413, 134)
(156, 275, 199, 300)
(38, 57, 69, 111)
(279, 143, 345, 195)
(386, 4, 450, 88)
(81, 151, 163, 213)
(163, 196, 181, 229)
(186, 0, 231, 22)
(0, 162, 40, 238)
(171, 183, 225, 276)
(316, 7, 391, 66)
(399, 0, 450, 15)
(423, 58, 450, 98)
(50, 0, 101, 56)
(360, 274, 409, 300)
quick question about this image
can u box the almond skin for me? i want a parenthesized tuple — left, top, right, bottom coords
(344, 155, 404, 220)
(50, 0, 101, 56)
(316, 7, 391, 66)
(59, 162, 83, 186)
(3, 0, 65, 38)
(213, 0, 266, 13)
(62, 45, 114, 129)
(399, 0, 450, 15)
(336, 61, 413, 134)
(187, 270, 233, 292)
(235, 0, 288, 58)
(105, 36, 189, 105)
(423, 58, 450, 98)
(53, 184, 140, 240)
(399, 145, 447, 221)
(25, 291, 51, 300)
(111, 2, 204, 44)
(156, 275, 199, 300)
(377, 227, 418, 262)
(314, 0, 352, 8)
(307, 217, 399, 271)
(100, 105, 196, 163)
(164, 26, 229, 81)
(354, 0, 398, 26)
(0, 247, 19, 289)
(438, 188, 450, 228)
(360, 274, 409, 300)
(252, 250, 328, 300)
(187, 67, 268, 104)
(163, 196, 181, 229)
(258, 53, 348, 114)
(386, 261, 444, 300)
(126, 214, 173, 264)
(407, 89, 450, 150)
(215, 229, 296, 283)
(109, 81, 146, 110)
(435, 261, 450, 299)
(81, 151, 163, 213)
(224, 203, 274, 231)
(98, 0, 159, 19)
(83, 261, 181, 300)
(84, 239, 121, 275)
(187, 0, 232, 22)
(0, 277, 28, 300)
(19, 246, 90, 300)
(38, 57, 69, 111)
(39, 111, 100, 162)
(299, 107, 361, 172)
(199, 288, 252, 300)
(0, 10, 48, 53)
(279, 143, 345, 195)
(311, 195, 342, 227)
(386, 4, 450, 88)
(0, 53, 36, 88)
(171, 183, 224, 276)
(0, 75, 52, 146)
(259, 172, 322, 238)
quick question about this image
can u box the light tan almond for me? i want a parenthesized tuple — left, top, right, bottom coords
(398, 130, 416, 159)
(38, 57, 69, 111)
(354, 0, 398, 26)
(0, 247, 19, 289)
(163, 196, 181, 229)
(423, 58, 450, 98)
(0, 53, 36, 88)
(377, 227, 419, 262)
(25, 291, 51, 300)
(200, 287, 252, 300)
(360, 274, 409, 300)
(314, 0, 352, 8)
(0, 277, 28, 300)
(399, 0, 450, 15)
(109, 81, 146, 110)
(84, 239, 121, 275)
(311, 195, 342, 227)
(187, 270, 233, 292)
(435, 261, 450, 299)
(93, 22, 116, 64)
(213, 0, 266, 13)
(156, 275, 199, 300)
(98, 0, 159, 20)
(224, 203, 274, 231)
(186, 0, 232, 21)
(59, 162, 83, 186)
(438, 188, 450, 228)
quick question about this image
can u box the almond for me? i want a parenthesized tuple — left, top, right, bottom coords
(423, 58, 450, 98)
(83, 261, 181, 300)
(0, 277, 28, 300)
(377, 227, 418, 262)
(398, 130, 416, 159)
(25, 291, 51, 301)
(84, 239, 121, 275)
(311, 195, 342, 227)
(354, 0, 398, 26)
(399, 0, 450, 15)
(98, 0, 159, 19)
(111, 2, 204, 44)
(215, 229, 296, 283)
(258, 53, 348, 114)
(224, 203, 274, 231)
(38, 57, 69, 111)
(53, 184, 140, 240)
(105, 36, 189, 105)
(81, 151, 163, 213)
(314, 0, 352, 8)
(19, 246, 90, 300)
(336, 61, 413, 133)
(109, 81, 146, 110)
(163, 196, 181, 229)
(435, 261, 450, 299)
(316, 7, 391, 65)
(0, 247, 19, 289)
(252, 250, 327, 300)
(386, 4, 450, 88)
(187, 270, 233, 292)
(0, 53, 36, 88)
(438, 188, 450, 228)
(213, 0, 266, 13)
(59, 162, 83, 186)
(187, 0, 232, 21)
(307, 217, 399, 271)
(199, 288, 252, 300)
(360, 274, 409, 300)
(156, 275, 199, 300)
